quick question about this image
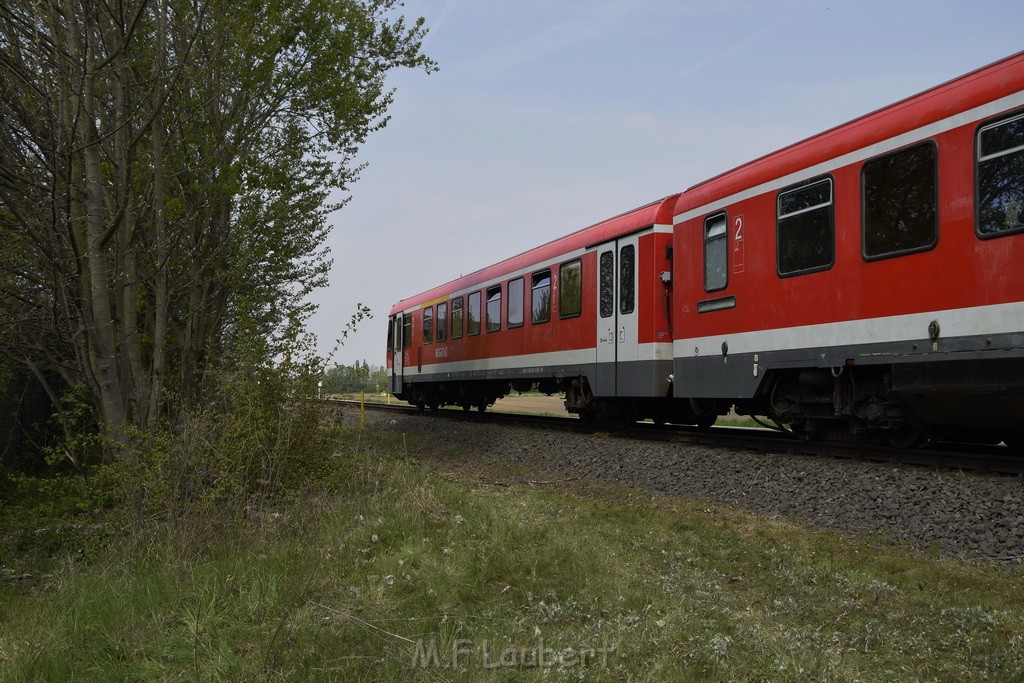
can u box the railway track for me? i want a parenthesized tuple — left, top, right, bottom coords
(325, 398, 1024, 476)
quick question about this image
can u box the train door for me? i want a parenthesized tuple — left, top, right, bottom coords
(390, 313, 404, 394)
(594, 232, 641, 396)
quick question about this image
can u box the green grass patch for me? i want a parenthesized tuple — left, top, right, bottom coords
(2, 427, 1024, 680)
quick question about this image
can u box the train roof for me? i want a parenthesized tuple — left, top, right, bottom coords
(675, 50, 1024, 216)
(389, 52, 1024, 316)
(389, 193, 679, 314)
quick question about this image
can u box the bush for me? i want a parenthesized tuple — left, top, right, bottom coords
(1, 331, 348, 582)
(89, 365, 342, 523)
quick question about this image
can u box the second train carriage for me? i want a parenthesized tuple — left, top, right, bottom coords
(387, 194, 706, 423)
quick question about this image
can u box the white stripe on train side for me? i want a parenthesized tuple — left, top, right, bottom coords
(673, 301, 1024, 358)
(408, 342, 673, 377)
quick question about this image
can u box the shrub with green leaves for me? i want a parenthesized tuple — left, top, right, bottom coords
(89, 366, 341, 521)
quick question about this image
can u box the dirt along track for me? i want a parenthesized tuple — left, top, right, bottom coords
(489, 393, 569, 416)
(334, 393, 570, 416)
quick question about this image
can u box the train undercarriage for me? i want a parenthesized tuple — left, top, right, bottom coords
(743, 360, 1024, 450)
(397, 358, 1024, 451)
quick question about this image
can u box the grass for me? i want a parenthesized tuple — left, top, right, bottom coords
(716, 416, 770, 429)
(3, 426, 1024, 680)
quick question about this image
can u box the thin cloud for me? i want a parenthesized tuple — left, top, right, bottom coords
(462, 20, 598, 79)
(423, 0, 459, 43)
(638, 11, 799, 97)
(459, 1, 645, 80)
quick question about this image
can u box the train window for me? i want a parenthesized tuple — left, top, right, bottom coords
(777, 177, 834, 276)
(620, 244, 635, 315)
(599, 251, 614, 318)
(387, 317, 395, 352)
(402, 314, 412, 349)
(422, 306, 433, 344)
(486, 285, 502, 332)
(977, 111, 1024, 238)
(531, 270, 551, 323)
(436, 302, 448, 342)
(451, 297, 464, 339)
(704, 213, 728, 292)
(467, 291, 481, 335)
(559, 260, 582, 318)
(507, 278, 524, 328)
(862, 142, 937, 259)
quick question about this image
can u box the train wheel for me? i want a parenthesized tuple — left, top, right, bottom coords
(461, 403, 472, 412)
(695, 414, 717, 430)
(1004, 434, 1024, 453)
(789, 423, 816, 441)
(886, 425, 928, 449)
(476, 401, 488, 413)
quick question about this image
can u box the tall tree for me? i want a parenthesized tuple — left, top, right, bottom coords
(0, 0, 434, 457)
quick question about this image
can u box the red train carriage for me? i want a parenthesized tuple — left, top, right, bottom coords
(387, 195, 688, 422)
(671, 51, 1024, 446)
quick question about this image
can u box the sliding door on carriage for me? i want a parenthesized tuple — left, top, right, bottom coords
(389, 313, 405, 394)
(594, 232, 642, 396)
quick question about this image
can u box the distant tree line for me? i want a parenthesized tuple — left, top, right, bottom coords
(322, 361, 387, 395)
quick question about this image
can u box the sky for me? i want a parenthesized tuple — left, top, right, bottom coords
(309, 0, 1024, 368)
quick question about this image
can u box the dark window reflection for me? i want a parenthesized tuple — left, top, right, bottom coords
(704, 213, 728, 291)
(507, 278, 524, 327)
(599, 251, 614, 318)
(422, 306, 433, 344)
(863, 142, 937, 258)
(978, 112, 1024, 237)
(467, 291, 481, 336)
(437, 302, 448, 342)
(451, 297, 463, 339)
(619, 244, 635, 315)
(486, 285, 501, 332)
(778, 177, 833, 275)
(531, 270, 550, 323)
(559, 260, 582, 318)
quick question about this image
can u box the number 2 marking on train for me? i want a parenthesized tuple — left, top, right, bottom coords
(733, 215, 745, 273)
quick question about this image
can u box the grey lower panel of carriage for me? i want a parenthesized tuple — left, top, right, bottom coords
(673, 330, 1024, 400)
(403, 359, 672, 398)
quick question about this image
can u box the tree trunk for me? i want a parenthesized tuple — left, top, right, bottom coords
(66, 0, 128, 457)
(148, 0, 169, 429)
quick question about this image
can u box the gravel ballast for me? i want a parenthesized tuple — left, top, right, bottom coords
(339, 407, 1024, 564)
